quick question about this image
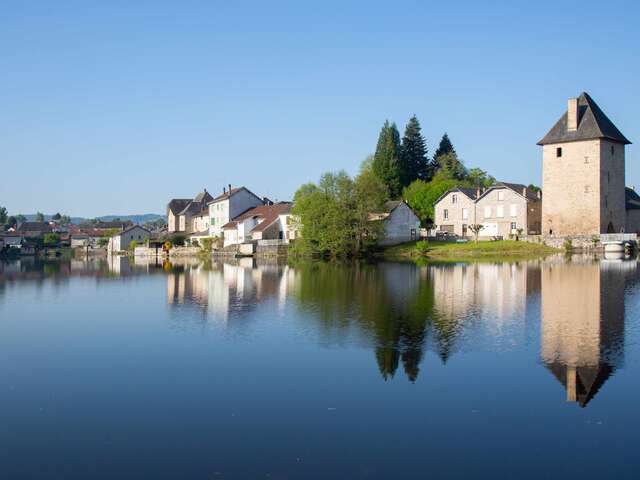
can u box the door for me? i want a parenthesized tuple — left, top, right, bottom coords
(481, 222, 498, 237)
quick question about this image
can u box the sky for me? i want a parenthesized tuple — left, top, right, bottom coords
(1, 0, 639, 216)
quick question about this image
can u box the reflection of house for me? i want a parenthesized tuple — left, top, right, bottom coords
(370, 200, 421, 246)
(541, 258, 625, 407)
(434, 182, 542, 238)
(221, 202, 293, 247)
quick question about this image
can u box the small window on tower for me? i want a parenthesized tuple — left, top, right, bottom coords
(556, 147, 562, 158)
(611, 145, 615, 155)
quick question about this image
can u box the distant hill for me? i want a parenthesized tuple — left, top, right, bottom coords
(20, 213, 165, 225)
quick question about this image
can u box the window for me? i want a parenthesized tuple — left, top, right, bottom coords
(484, 206, 491, 218)
(497, 191, 504, 201)
(611, 145, 615, 155)
(607, 171, 610, 183)
(556, 147, 562, 158)
(496, 205, 504, 218)
(452, 194, 457, 204)
(584, 156, 589, 164)
(462, 208, 469, 220)
(510, 222, 517, 231)
(605, 195, 608, 208)
(510, 204, 517, 217)
(443, 209, 449, 220)
(584, 185, 590, 194)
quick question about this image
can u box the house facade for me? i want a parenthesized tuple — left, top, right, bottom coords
(208, 186, 264, 238)
(371, 201, 421, 246)
(108, 225, 150, 254)
(434, 183, 542, 238)
(538, 93, 633, 235)
(222, 202, 293, 247)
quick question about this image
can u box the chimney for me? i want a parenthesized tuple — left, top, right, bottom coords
(522, 187, 527, 197)
(567, 97, 578, 131)
(223, 186, 226, 194)
(228, 183, 232, 193)
(537, 189, 542, 200)
(476, 188, 481, 198)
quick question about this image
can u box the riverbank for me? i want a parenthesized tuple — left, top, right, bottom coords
(382, 240, 560, 261)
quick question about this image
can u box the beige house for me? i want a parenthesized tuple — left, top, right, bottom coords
(167, 190, 213, 244)
(434, 183, 541, 238)
(538, 92, 634, 235)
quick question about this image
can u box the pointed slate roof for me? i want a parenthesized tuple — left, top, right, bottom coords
(538, 92, 631, 146)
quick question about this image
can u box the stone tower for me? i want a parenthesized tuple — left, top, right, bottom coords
(538, 93, 631, 235)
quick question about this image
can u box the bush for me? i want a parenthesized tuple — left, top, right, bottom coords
(128, 240, 138, 251)
(415, 240, 430, 256)
(43, 233, 60, 246)
(163, 241, 173, 251)
(168, 234, 185, 246)
(563, 238, 573, 252)
(200, 237, 213, 252)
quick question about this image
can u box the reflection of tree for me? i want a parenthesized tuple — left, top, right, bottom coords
(290, 261, 434, 382)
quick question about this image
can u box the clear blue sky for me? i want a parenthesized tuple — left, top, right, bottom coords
(2, 0, 638, 216)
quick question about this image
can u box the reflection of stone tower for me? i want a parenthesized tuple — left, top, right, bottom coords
(540, 259, 625, 407)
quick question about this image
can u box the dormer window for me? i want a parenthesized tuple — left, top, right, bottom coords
(556, 147, 562, 158)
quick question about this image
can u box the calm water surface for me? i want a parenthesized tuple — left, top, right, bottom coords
(1, 255, 639, 479)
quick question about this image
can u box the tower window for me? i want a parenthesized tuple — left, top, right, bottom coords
(611, 145, 615, 155)
(556, 147, 562, 158)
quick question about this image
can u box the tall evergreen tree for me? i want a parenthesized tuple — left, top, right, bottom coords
(431, 132, 456, 176)
(399, 115, 429, 186)
(372, 120, 402, 198)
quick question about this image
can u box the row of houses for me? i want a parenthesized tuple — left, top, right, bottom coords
(167, 186, 297, 248)
(434, 182, 542, 238)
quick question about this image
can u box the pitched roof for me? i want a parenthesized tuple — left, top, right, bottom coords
(167, 199, 191, 215)
(115, 225, 151, 237)
(221, 203, 292, 231)
(369, 200, 419, 221)
(538, 92, 631, 146)
(208, 186, 262, 205)
(493, 182, 541, 202)
(433, 187, 479, 206)
(16, 222, 53, 233)
(626, 187, 640, 210)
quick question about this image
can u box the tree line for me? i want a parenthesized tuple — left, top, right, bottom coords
(0, 208, 73, 231)
(292, 116, 497, 257)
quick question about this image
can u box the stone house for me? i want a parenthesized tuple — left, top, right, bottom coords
(166, 190, 213, 242)
(538, 92, 633, 235)
(370, 200, 421, 246)
(221, 202, 293, 247)
(108, 225, 150, 254)
(208, 186, 265, 238)
(167, 199, 191, 233)
(434, 183, 542, 238)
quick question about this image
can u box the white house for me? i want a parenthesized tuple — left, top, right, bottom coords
(108, 225, 150, 254)
(0, 233, 23, 249)
(208, 186, 265, 238)
(222, 202, 293, 247)
(371, 200, 421, 246)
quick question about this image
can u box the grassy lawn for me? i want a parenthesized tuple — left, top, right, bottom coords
(382, 239, 560, 261)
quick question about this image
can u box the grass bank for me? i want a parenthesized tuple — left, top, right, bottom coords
(382, 240, 560, 262)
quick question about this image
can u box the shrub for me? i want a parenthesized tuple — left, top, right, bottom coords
(163, 241, 173, 251)
(415, 240, 430, 256)
(169, 234, 185, 246)
(128, 240, 138, 251)
(200, 237, 213, 252)
(563, 238, 573, 252)
(43, 233, 60, 246)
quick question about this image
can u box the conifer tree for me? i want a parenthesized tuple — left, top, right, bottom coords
(431, 133, 456, 176)
(399, 115, 429, 186)
(372, 120, 402, 198)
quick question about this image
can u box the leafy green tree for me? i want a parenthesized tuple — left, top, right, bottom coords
(35, 212, 45, 222)
(354, 164, 388, 251)
(527, 184, 541, 193)
(468, 168, 495, 189)
(51, 212, 62, 221)
(43, 233, 60, 246)
(399, 115, 429, 186)
(61, 215, 71, 225)
(403, 172, 472, 224)
(16, 214, 26, 224)
(6, 216, 17, 229)
(372, 120, 402, 198)
(0, 206, 7, 225)
(128, 240, 138, 251)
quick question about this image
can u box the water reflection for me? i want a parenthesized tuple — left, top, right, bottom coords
(1, 254, 637, 407)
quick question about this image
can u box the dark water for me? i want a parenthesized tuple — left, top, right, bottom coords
(1, 255, 640, 479)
